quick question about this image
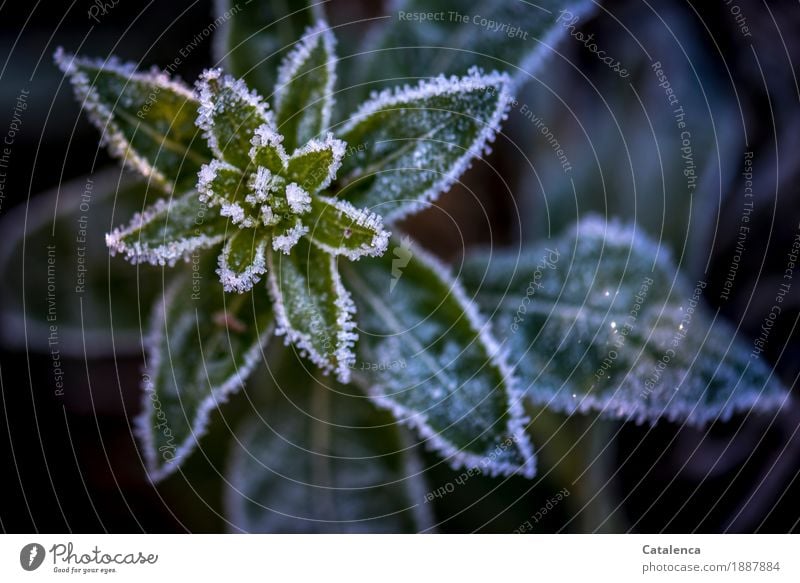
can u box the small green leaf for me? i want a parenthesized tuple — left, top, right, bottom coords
(196, 69, 273, 169)
(274, 21, 337, 151)
(336, 69, 512, 222)
(267, 239, 357, 383)
(250, 124, 289, 174)
(462, 216, 789, 425)
(217, 230, 268, 293)
(286, 133, 345, 193)
(137, 258, 273, 482)
(54, 49, 212, 193)
(197, 159, 245, 207)
(305, 195, 390, 260)
(213, 0, 322, 98)
(226, 350, 434, 533)
(106, 190, 226, 266)
(342, 237, 536, 478)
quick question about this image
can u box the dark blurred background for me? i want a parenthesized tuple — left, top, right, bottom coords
(1, 0, 798, 532)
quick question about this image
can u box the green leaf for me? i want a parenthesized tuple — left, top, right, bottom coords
(216, 230, 268, 293)
(335, 69, 512, 222)
(462, 216, 790, 425)
(286, 133, 345, 193)
(196, 69, 273, 169)
(137, 258, 274, 481)
(274, 21, 337, 151)
(341, 237, 536, 478)
(360, 0, 595, 89)
(54, 49, 212, 193)
(305, 195, 390, 260)
(106, 190, 226, 266)
(225, 350, 435, 533)
(0, 170, 160, 356)
(213, 0, 322, 98)
(267, 239, 357, 383)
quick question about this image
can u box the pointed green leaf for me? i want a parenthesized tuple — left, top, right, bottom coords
(217, 230, 268, 293)
(137, 258, 274, 481)
(197, 159, 246, 207)
(341, 237, 536, 478)
(226, 351, 434, 533)
(0, 171, 160, 356)
(250, 123, 289, 174)
(335, 69, 512, 222)
(305, 195, 390, 260)
(54, 49, 212, 193)
(106, 190, 226, 266)
(213, 0, 322, 98)
(267, 239, 357, 383)
(286, 133, 345, 193)
(274, 21, 337, 150)
(196, 69, 273, 169)
(462, 216, 789, 425)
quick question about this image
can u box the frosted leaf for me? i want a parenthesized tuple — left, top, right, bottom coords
(213, 0, 320, 97)
(105, 190, 226, 266)
(197, 159, 244, 206)
(305, 195, 390, 260)
(362, 0, 596, 89)
(246, 166, 286, 206)
(219, 202, 256, 228)
(136, 257, 273, 482)
(267, 239, 357, 383)
(286, 133, 345, 193)
(217, 230, 268, 293)
(285, 183, 312, 214)
(342, 237, 536, 478)
(462, 216, 790, 425)
(336, 69, 513, 222)
(196, 68, 274, 169)
(250, 123, 289, 173)
(271, 220, 309, 255)
(54, 48, 212, 193)
(274, 20, 337, 150)
(225, 354, 434, 533)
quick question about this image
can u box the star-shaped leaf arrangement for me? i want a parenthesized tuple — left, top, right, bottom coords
(55, 20, 532, 482)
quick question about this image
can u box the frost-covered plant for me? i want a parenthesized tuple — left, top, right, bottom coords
(43, 1, 790, 531)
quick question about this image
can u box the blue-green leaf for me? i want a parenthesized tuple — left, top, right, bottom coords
(342, 237, 536, 478)
(462, 216, 789, 425)
(336, 69, 513, 222)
